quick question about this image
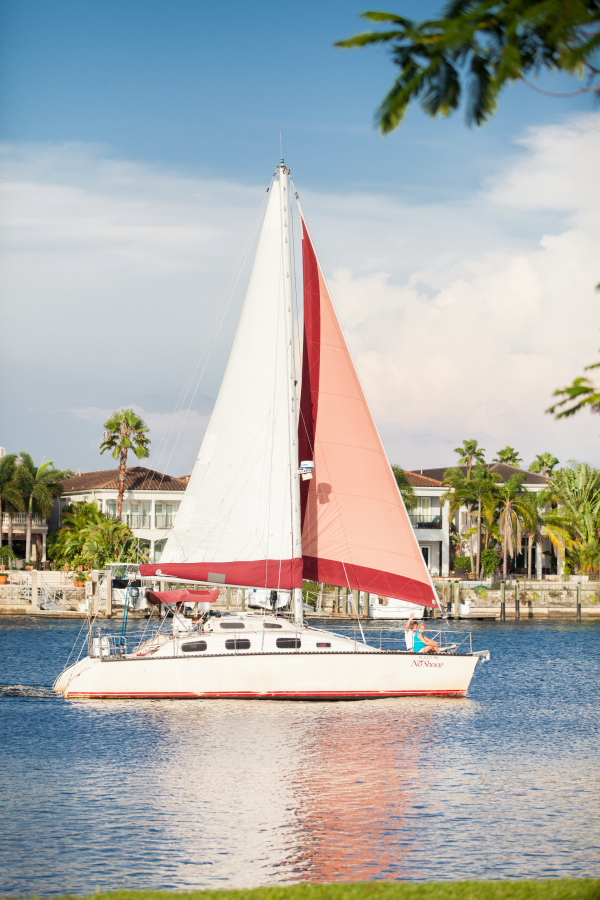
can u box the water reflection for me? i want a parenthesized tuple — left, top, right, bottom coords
(0, 618, 599, 895)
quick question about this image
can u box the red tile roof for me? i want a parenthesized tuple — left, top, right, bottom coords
(412, 464, 548, 485)
(404, 471, 443, 487)
(61, 467, 188, 493)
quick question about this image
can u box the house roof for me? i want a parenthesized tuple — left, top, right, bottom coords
(404, 471, 443, 487)
(411, 464, 548, 485)
(61, 467, 188, 493)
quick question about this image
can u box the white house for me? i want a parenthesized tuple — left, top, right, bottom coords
(53, 467, 188, 562)
(404, 471, 450, 576)
(413, 463, 550, 577)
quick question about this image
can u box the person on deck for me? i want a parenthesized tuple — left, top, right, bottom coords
(413, 622, 440, 654)
(405, 615, 418, 650)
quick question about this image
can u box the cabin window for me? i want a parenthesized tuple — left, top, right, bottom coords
(220, 622, 245, 629)
(181, 641, 207, 653)
(316, 642, 331, 648)
(276, 637, 301, 649)
(225, 639, 251, 650)
(264, 622, 282, 629)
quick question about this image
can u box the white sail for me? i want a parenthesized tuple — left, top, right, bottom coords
(159, 176, 297, 583)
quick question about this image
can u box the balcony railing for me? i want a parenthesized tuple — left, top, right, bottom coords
(122, 514, 152, 530)
(409, 514, 442, 529)
(155, 516, 175, 529)
(1, 513, 47, 526)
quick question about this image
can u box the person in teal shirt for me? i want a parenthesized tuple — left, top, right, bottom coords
(413, 622, 440, 654)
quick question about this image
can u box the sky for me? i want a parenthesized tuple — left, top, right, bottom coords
(1, 0, 599, 476)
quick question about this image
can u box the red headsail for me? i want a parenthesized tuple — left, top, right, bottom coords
(298, 220, 437, 608)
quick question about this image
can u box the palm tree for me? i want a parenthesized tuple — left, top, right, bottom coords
(547, 463, 600, 575)
(0, 455, 23, 549)
(443, 463, 500, 577)
(14, 454, 64, 562)
(529, 453, 559, 477)
(453, 439, 485, 477)
(496, 475, 528, 578)
(100, 409, 151, 521)
(392, 465, 417, 510)
(494, 446, 523, 467)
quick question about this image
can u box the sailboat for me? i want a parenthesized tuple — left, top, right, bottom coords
(54, 164, 489, 700)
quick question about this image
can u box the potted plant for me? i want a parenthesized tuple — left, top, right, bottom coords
(0, 547, 17, 580)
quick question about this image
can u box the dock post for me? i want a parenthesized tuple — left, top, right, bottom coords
(31, 569, 39, 609)
(577, 583, 582, 622)
(515, 582, 520, 621)
(364, 590, 370, 618)
(336, 586, 341, 614)
(453, 582, 460, 618)
(352, 589, 359, 616)
(241, 588, 246, 612)
(226, 587, 231, 610)
(106, 570, 113, 618)
(500, 582, 506, 621)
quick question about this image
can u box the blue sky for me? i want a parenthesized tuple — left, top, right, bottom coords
(1, 0, 592, 194)
(1, 0, 599, 474)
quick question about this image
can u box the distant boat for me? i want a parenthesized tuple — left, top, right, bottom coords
(55, 164, 489, 700)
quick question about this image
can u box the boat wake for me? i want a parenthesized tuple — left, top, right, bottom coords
(0, 684, 58, 699)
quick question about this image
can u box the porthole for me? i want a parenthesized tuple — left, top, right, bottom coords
(181, 641, 207, 653)
(276, 637, 301, 649)
(264, 622, 283, 629)
(220, 622, 245, 629)
(316, 642, 331, 648)
(225, 638, 251, 650)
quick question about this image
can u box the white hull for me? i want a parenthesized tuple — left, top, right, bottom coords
(55, 649, 480, 700)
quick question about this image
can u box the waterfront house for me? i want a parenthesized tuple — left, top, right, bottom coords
(51, 467, 188, 562)
(412, 463, 550, 576)
(403, 471, 450, 576)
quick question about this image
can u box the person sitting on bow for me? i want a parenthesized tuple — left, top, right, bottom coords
(413, 622, 440, 654)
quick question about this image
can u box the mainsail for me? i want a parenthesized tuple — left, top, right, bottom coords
(141, 168, 436, 608)
(141, 175, 301, 588)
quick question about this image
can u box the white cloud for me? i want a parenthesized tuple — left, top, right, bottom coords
(1, 117, 599, 474)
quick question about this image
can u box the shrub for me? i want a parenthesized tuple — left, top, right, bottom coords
(453, 556, 471, 570)
(480, 548, 500, 575)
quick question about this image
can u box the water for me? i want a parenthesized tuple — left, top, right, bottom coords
(0, 616, 598, 895)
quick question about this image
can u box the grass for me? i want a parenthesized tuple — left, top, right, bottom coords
(33, 880, 600, 900)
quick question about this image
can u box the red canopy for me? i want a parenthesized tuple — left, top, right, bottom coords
(145, 588, 220, 606)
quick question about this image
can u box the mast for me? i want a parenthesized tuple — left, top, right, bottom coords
(278, 163, 303, 625)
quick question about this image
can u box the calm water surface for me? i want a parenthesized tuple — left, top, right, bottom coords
(0, 616, 598, 895)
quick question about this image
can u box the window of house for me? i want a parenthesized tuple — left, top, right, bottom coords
(106, 501, 117, 518)
(122, 501, 151, 529)
(155, 502, 180, 528)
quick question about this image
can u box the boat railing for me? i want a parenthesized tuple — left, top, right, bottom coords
(89, 628, 128, 659)
(333, 627, 474, 655)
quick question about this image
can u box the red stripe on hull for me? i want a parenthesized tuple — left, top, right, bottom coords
(302, 556, 436, 607)
(140, 558, 303, 589)
(66, 690, 467, 700)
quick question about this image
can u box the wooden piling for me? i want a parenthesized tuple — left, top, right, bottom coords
(106, 570, 113, 619)
(515, 582, 520, 621)
(577, 583, 582, 622)
(500, 582, 506, 621)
